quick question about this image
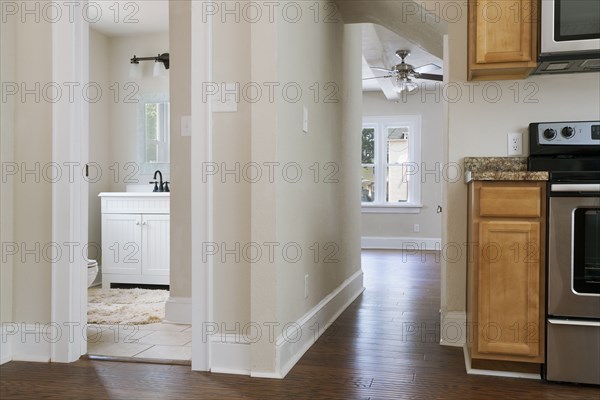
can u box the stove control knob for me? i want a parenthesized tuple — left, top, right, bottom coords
(561, 126, 575, 139)
(543, 128, 557, 141)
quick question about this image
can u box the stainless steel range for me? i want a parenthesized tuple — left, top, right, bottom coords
(529, 121, 600, 385)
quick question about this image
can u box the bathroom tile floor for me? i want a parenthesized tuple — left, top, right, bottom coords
(87, 322, 192, 361)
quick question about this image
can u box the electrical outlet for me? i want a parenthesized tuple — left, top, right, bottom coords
(507, 132, 523, 156)
(413, 224, 420, 233)
(304, 274, 309, 299)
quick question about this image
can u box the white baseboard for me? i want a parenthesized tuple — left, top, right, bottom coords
(3, 323, 51, 363)
(1, 325, 12, 365)
(440, 311, 466, 347)
(210, 334, 251, 375)
(361, 236, 441, 251)
(463, 344, 540, 380)
(164, 297, 191, 324)
(264, 269, 365, 379)
(205, 269, 364, 378)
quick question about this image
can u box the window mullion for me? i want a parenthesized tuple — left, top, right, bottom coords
(376, 123, 386, 204)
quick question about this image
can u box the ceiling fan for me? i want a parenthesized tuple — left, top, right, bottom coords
(364, 50, 443, 93)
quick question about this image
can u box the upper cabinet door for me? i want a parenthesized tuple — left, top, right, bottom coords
(475, 0, 534, 63)
(468, 0, 539, 80)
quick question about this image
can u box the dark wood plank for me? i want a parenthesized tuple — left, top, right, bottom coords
(1, 250, 597, 399)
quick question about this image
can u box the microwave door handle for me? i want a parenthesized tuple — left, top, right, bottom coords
(548, 319, 600, 327)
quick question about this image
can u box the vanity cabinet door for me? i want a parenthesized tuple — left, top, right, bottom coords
(141, 214, 170, 276)
(101, 214, 142, 275)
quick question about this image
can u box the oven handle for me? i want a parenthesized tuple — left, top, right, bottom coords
(551, 184, 600, 193)
(548, 319, 600, 327)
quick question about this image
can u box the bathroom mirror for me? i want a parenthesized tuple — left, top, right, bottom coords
(137, 94, 170, 173)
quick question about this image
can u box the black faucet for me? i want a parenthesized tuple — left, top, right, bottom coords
(152, 170, 164, 192)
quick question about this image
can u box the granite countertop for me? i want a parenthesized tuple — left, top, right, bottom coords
(464, 157, 549, 183)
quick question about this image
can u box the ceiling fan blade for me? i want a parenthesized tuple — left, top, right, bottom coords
(362, 75, 393, 80)
(415, 72, 443, 81)
(370, 67, 393, 72)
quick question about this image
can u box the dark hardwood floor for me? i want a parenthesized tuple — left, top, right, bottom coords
(1, 250, 598, 399)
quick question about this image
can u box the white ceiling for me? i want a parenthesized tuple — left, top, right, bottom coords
(90, 0, 168, 37)
(361, 23, 443, 101)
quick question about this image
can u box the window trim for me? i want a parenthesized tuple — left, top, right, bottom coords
(361, 115, 422, 214)
(137, 93, 170, 175)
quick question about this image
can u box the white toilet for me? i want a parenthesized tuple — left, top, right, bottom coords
(87, 259, 99, 287)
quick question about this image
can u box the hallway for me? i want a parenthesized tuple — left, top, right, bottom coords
(1, 251, 596, 399)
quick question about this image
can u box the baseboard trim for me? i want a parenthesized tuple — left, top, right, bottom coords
(440, 311, 466, 347)
(4, 323, 51, 363)
(208, 269, 364, 378)
(1, 325, 12, 365)
(463, 344, 541, 380)
(361, 236, 441, 251)
(211, 334, 251, 375)
(164, 297, 191, 324)
(272, 269, 365, 379)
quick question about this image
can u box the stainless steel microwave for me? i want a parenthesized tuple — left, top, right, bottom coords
(535, 0, 600, 74)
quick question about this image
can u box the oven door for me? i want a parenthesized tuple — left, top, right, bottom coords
(548, 193, 600, 318)
(541, 0, 600, 54)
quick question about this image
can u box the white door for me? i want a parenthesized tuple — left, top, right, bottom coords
(141, 214, 170, 277)
(101, 214, 142, 275)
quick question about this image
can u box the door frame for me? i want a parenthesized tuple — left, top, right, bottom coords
(190, 1, 213, 371)
(50, 0, 89, 362)
(51, 0, 213, 369)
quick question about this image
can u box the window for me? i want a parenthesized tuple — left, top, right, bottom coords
(361, 115, 422, 213)
(144, 102, 170, 163)
(137, 94, 170, 174)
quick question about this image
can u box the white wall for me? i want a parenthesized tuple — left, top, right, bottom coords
(168, 1, 192, 300)
(275, 8, 360, 327)
(0, 0, 16, 328)
(361, 90, 443, 241)
(212, 10, 252, 329)
(106, 32, 170, 192)
(202, 1, 363, 375)
(9, 13, 54, 324)
(442, 9, 600, 326)
(251, 2, 363, 374)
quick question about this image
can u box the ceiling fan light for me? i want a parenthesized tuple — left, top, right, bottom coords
(392, 76, 418, 93)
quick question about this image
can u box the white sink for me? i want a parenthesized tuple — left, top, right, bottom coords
(126, 184, 155, 192)
(98, 192, 170, 197)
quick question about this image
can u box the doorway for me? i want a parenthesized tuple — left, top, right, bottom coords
(83, 1, 192, 361)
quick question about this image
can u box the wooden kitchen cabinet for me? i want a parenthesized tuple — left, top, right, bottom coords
(468, 0, 539, 80)
(467, 181, 546, 366)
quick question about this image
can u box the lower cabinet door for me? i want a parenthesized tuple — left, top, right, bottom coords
(477, 220, 541, 360)
(141, 214, 170, 277)
(101, 214, 142, 275)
